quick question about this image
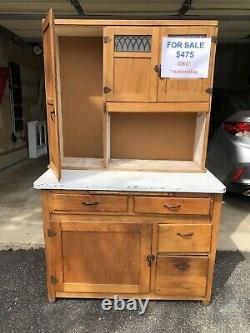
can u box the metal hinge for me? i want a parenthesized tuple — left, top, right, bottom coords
(211, 36, 217, 43)
(50, 275, 58, 284)
(205, 87, 213, 94)
(47, 229, 56, 237)
(104, 86, 111, 94)
(147, 254, 155, 267)
(104, 36, 112, 43)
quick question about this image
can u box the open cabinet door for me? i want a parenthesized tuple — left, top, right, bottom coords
(42, 9, 61, 180)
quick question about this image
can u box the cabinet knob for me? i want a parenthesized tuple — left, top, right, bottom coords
(177, 232, 194, 239)
(104, 86, 111, 94)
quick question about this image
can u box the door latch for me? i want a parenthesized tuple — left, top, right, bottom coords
(147, 254, 155, 267)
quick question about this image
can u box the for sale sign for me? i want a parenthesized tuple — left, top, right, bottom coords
(161, 37, 212, 79)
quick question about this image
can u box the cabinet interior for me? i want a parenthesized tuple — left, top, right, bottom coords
(55, 26, 210, 172)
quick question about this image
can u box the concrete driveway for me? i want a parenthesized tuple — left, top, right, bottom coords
(0, 249, 249, 333)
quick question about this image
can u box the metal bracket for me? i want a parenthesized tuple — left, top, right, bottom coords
(50, 276, 58, 284)
(205, 87, 213, 94)
(104, 86, 111, 94)
(211, 36, 217, 43)
(104, 36, 112, 43)
(48, 229, 56, 237)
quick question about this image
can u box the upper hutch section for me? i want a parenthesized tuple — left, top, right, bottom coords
(43, 9, 218, 180)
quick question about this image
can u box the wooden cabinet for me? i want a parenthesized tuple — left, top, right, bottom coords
(41, 189, 223, 304)
(42, 10, 218, 179)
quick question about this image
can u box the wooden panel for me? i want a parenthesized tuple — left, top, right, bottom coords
(155, 256, 208, 296)
(158, 224, 212, 252)
(42, 9, 61, 180)
(134, 196, 211, 215)
(58, 36, 103, 158)
(106, 102, 209, 112)
(55, 20, 218, 28)
(158, 26, 217, 102)
(110, 113, 196, 160)
(104, 26, 159, 102)
(61, 222, 152, 293)
(52, 194, 128, 212)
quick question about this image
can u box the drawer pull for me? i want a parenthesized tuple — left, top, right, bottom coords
(164, 204, 181, 210)
(174, 263, 190, 271)
(81, 201, 99, 206)
(177, 232, 194, 239)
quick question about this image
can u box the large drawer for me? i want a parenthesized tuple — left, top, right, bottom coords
(158, 224, 212, 253)
(51, 194, 128, 213)
(155, 256, 208, 297)
(134, 196, 211, 215)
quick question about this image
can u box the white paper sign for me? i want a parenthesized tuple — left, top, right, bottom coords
(161, 37, 211, 78)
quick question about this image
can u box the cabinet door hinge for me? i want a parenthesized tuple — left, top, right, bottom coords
(104, 36, 112, 43)
(205, 87, 213, 95)
(50, 276, 58, 284)
(211, 36, 217, 44)
(147, 254, 155, 267)
(47, 229, 56, 237)
(104, 86, 111, 94)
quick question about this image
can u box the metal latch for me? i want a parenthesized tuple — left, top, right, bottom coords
(154, 64, 161, 77)
(147, 254, 156, 267)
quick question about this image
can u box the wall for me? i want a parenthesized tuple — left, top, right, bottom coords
(0, 33, 43, 169)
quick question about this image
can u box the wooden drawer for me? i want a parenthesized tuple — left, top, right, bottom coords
(155, 256, 208, 297)
(158, 224, 212, 253)
(51, 194, 128, 213)
(134, 196, 211, 215)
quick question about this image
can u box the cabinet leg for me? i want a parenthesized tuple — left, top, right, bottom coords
(48, 295, 56, 303)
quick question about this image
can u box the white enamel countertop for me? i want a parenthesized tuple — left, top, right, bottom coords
(33, 169, 226, 193)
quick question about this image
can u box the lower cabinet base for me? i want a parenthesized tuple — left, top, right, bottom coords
(42, 190, 223, 305)
(51, 292, 211, 305)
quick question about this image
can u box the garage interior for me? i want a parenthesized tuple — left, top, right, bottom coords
(0, 2, 249, 249)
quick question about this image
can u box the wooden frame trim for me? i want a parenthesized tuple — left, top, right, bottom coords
(61, 157, 104, 169)
(54, 19, 218, 27)
(106, 102, 209, 113)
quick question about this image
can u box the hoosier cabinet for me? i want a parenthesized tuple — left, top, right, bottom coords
(34, 9, 225, 304)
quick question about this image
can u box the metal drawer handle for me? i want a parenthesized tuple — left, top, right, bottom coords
(177, 232, 194, 239)
(174, 263, 190, 271)
(164, 204, 181, 210)
(81, 201, 99, 206)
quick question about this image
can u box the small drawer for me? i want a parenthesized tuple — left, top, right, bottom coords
(158, 224, 212, 253)
(155, 256, 208, 297)
(51, 194, 128, 213)
(134, 196, 211, 215)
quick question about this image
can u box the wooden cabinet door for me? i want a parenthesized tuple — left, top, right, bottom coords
(49, 221, 152, 294)
(158, 26, 217, 102)
(42, 9, 61, 180)
(104, 26, 159, 102)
